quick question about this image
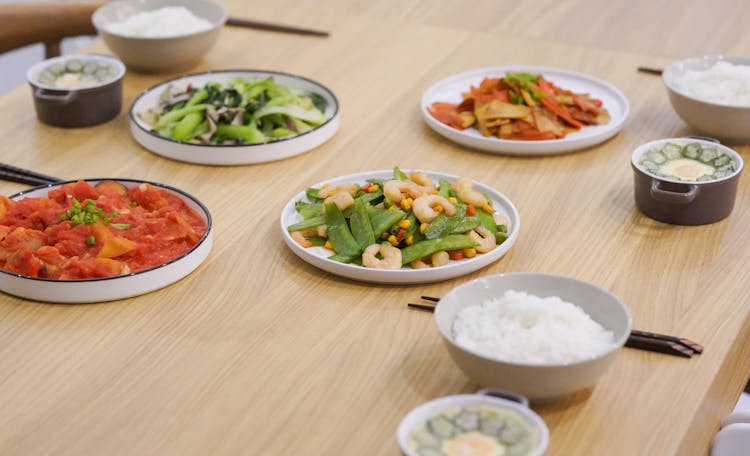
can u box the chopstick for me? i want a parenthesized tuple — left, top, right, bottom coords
(225, 17, 329, 37)
(409, 296, 703, 358)
(637, 66, 663, 76)
(0, 163, 62, 186)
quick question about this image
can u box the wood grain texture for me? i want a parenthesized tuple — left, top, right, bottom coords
(0, 1, 749, 455)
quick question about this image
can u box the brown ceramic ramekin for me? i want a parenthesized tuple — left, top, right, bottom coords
(631, 138, 744, 225)
(25, 54, 125, 128)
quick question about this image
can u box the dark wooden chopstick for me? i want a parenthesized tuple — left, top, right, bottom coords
(0, 169, 62, 186)
(637, 66, 663, 76)
(409, 296, 702, 358)
(225, 17, 329, 37)
(0, 163, 61, 184)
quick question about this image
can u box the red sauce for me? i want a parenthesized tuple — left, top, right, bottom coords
(0, 180, 207, 279)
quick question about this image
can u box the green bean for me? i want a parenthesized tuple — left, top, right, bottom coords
(393, 166, 408, 180)
(350, 198, 376, 249)
(324, 202, 362, 258)
(328, 253, 357, 263)
(306, 187, 323, 202)
(451, 216, 481, 234)
(370, 209, 406, 238)
(438, 178, 453, 198)
(287, 215, 325, 232)
(295, 201, 323, 219)
(424, 213, 450, 239)
(359, 189, 384, 206)
(172, 112, 204, 141)
(476, 208, 498, 234)
(400, 234, 478, 265)
(155, 104, 209, 129)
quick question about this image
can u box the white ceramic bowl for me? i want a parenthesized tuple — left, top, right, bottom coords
(396, 390, 549, 456)
(0, 179, 212, 303)
(662, 55, 750, 143)
(129, 70, 340, 165)
(434, 273, 632, 402)
(92, 0, 227, 73)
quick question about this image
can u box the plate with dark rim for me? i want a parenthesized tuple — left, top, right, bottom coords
(129, 70, 339, 165)
(0, 179, 212, 303)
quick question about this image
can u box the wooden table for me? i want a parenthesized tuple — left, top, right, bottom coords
(1, 1, 749, 454)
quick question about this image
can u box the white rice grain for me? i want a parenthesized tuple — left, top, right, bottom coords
(672, 61, 750, 106)
(105, 6, 213, 38)
(452, 290, 615, 364)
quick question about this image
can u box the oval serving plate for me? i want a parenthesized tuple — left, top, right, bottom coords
(0, 179, 212, 303)
(129, 70, 340, 165)
(421, 65, 629, 156)
(280, 170, 520, 284)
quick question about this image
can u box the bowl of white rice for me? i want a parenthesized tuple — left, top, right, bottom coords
(93, 0, 227, 73)
(662, 55, 750, 143)
(434, 273, 632, 402)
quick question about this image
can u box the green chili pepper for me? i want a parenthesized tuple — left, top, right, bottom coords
(324, 202, 362, 258)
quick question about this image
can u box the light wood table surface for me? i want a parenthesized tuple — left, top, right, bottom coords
(1, 1, 749, 454)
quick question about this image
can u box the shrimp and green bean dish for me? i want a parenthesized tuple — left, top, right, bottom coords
(138, 76, 329, 145)
(287, 168, 509, 269)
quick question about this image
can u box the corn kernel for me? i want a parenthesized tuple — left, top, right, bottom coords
(397, 219, 411, 229)
(400, 198, 413, 211)
(406, 235, 414, 245)
(321, 183, 331, 188)
(387, 235, 399, 246)
(463, 248, 477, 258)
(368, 184, 380, 193)
(324, 240, 334, 250)
(448, 197, 457, 204)
(419, 223, 428, 233)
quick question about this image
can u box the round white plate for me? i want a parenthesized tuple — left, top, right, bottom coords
(0, 179, 212, 303)
(421, 66, 630, 156)
(280, 170, 520, 284)
(129, 70, 339, 165)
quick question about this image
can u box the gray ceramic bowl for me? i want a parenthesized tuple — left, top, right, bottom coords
(631, 137, 743, 225)
(663, 55, 750, 143)
(92, 0, 227, 73)
(26, 54, 125, 128)
(434, 273, 631, 403)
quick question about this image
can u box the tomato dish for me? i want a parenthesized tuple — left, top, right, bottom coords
(0, 180, 207, 280)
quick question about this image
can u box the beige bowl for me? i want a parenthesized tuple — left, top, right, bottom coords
(434, 273, 632, 402)
(662, 55, 750, 143)
(92, 0, 227, 73)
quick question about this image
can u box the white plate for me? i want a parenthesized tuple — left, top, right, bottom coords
(0, 179, 212, 303)
(421, 66, 630, 156)
(280, 170, 520, 284)
(129, 70, 340, 165)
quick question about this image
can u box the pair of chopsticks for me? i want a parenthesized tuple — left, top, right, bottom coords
(409, 296, 704, 359)
(0, 163, 62, 186)
(225, 17, 329, 37)
(637, 66, 663, 76)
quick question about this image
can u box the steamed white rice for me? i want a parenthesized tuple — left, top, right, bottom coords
(105, 6, 213, 38)
(671, 61, 750, 106)
(452, 290, 616, 364)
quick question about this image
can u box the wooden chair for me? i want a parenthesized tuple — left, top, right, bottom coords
(0, 2, 103, 59)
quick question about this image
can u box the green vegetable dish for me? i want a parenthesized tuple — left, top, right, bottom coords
(139, 76, 329, 145)
(287, 167, 509, 269)
(36, 59, 119, 89)
(408, 405, 541, 456)
(638, 142, 736, 182)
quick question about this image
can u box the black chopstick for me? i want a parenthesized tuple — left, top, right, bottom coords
(0, 163, 61, 186)
(408, 297, 702, 358)
(637, 66, 663, 76)
(225, 17, 329, 37)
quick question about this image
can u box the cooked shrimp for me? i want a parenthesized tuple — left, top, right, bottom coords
(412, 195, 456, 223)
(324, 192, 354, 211)
(493, 213, 509, 227)
(409, 259, 429, 269)
(317, 183, 357, 198)
(431, 251, 449, 267)
(409, 171, 437, 194)
(362, 243, 402, 269)
(383, 179, 423, 203)
(468, 226, 496, 253)
(291, 225, 328, 248)
(454, 177, 493, 213)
